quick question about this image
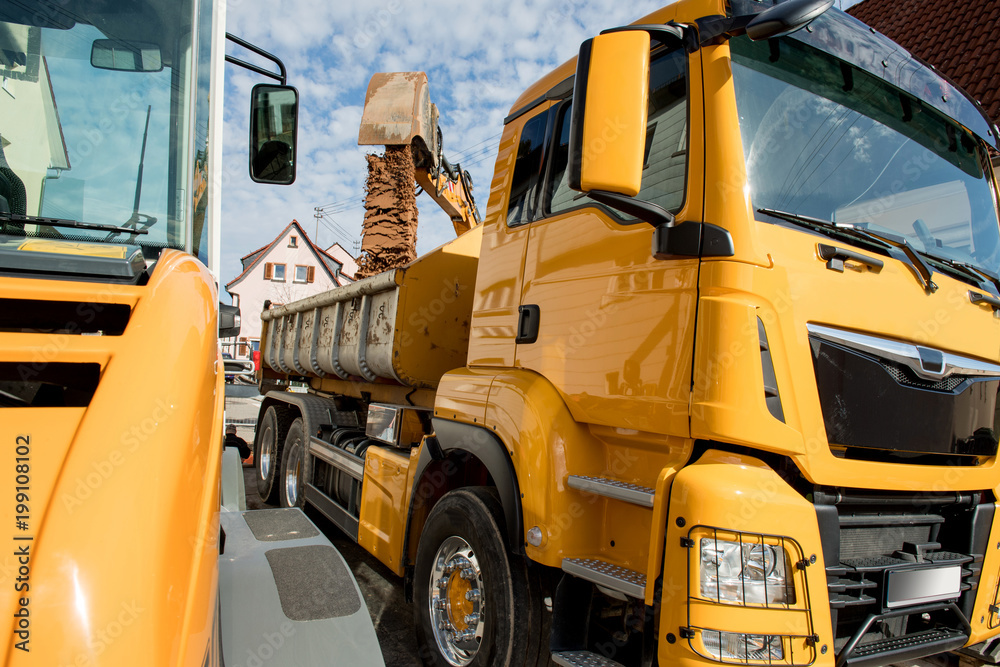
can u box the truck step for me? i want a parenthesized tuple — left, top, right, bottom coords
(566, 475, 654, 507)
(552, 650, 626, 667)
(562, 557, 646, 599)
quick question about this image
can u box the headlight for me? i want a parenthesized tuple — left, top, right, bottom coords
(702, 630, 784, 662)
(700, 538, 794, 605)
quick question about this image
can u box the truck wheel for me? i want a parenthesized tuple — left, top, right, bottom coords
(279, 418, 306, 508)
(255, 406, 291, 505)
(414, 488, 546, 667)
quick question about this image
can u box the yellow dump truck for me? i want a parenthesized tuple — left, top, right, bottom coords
(255, 0, 1000, 665)
(0, 2, 384, 665)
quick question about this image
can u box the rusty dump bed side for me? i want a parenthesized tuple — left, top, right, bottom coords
(261, 225, 481, 390)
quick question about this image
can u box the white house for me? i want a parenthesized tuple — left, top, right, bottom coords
(224, 220, 355, 358)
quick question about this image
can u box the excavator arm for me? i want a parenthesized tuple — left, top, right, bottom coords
(358, 72, 481, 236)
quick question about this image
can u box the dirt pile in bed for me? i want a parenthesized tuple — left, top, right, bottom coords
(355, 145, 418, 278)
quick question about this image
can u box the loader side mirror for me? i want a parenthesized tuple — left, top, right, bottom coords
(249, 84, 298, 185)
(219, 303, 241, 339)
(567, 31, 650, 197)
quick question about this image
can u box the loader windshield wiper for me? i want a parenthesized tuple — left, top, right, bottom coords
(758, 207, 937, 293)
(0, 213, 149, 238)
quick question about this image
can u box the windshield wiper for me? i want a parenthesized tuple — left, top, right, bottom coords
(105, 105, 157, 243)
(758, 207, 937, 293)
(0, 213, 149, 237)
(920, 253, 1000, 297)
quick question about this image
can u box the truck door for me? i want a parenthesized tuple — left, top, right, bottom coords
(467, 104, 553, 368)
(515, 43, 704, 437)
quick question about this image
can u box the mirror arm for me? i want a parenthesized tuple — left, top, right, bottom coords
(588, 190, 675, 228)
(587, 190, 734, 260)
(694, 14, 754, 46)
(225, 33, 286, 85)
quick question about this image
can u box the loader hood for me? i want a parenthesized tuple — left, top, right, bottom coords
(1, 250, 224, 666)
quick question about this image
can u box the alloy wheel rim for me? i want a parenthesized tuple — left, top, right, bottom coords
(284, 442, 301, 506)
(260, 426, 273, 480)
(428, 536, 485, 666)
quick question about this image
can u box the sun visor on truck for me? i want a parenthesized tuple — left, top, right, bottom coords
(732, 3, 1000, 151)
(0, 238, 146, 283)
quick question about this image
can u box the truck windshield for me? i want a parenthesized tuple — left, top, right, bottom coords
(731, 35, 1000, 277)
(0, 0, 200, 257)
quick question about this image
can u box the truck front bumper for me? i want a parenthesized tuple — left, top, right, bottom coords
(656, 449, 1000, 667)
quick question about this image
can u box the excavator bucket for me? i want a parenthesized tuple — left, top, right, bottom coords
(358, 71, 439, 163)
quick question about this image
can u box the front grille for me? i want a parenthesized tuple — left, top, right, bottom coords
(815, 489, 993, 665)
(810, 337, 1000, 461)
(878, 362, 965, 393)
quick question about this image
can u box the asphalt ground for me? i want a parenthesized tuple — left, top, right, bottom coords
(224, 384, 966, 667)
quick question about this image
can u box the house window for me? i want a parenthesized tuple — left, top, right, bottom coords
(264, 262, 286, 281)
(294, 265, 315, 283)
(289, 236, 298, 247)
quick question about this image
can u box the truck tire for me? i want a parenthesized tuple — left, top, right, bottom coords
(278, 418, 306, 508)
(255, 405, 291, 505)
(414, 487, 550, 667)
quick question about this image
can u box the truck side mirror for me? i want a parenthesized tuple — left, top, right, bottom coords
(249, 84, 299, 185)
(219, 303, 241, 338)
(567, 31, 650, 197)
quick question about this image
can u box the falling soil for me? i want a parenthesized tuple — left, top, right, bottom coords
(355, 145, 418, 278)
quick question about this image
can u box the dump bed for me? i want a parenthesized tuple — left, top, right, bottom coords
(260, 226, 480, 389)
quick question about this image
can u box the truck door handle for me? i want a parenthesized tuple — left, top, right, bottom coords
(970, 290, 1000, 312)
(516, 305, 540, 344)
(817, 243, 884, 273)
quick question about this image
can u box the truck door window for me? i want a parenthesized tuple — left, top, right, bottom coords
(506, 113, 548, 226)
(545, 47, 688, 219)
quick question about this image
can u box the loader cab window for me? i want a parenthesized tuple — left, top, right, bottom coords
(545, 47, 689, 219)
(0, 0, 208, 262)
(506, 113, 547, 226)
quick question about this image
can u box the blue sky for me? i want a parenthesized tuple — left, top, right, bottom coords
(220, 0, 861, 287)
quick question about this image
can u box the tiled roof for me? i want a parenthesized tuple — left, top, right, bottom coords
(847, 0, 1000, 124)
